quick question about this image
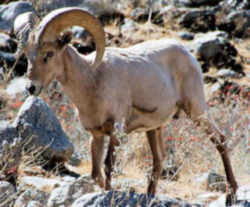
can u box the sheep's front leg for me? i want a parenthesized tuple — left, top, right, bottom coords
(104, 135, 119, 190)
(146, 127, 165, 195)
(90, 131, 105, 188)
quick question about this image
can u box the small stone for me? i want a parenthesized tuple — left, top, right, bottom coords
(216, 69, 238, 78)
(207, 172, 226, 192)
(178, 31, 194, 40)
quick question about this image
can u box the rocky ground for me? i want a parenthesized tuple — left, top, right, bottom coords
(0, 0, 249, 206)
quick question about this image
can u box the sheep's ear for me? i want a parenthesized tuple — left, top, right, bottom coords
(57, 31, 72, 48)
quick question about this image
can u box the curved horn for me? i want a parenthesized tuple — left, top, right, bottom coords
(36, 7, 105, 69)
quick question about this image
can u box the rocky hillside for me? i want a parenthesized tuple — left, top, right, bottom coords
(0, 0, 249, 206)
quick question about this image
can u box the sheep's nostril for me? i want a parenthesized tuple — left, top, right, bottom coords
(27, 84, 36, 95)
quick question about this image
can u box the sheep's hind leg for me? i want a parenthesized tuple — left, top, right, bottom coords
(104, 135, 119, 190)
(146, 127, 165, 195)
(184, 99, 238, 205)
(196, 112, 238, 205)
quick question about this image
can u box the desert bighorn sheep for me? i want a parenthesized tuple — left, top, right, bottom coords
(25, 7, 238, 200)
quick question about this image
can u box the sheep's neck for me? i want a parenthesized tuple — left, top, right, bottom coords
(60, 46, 99, 113)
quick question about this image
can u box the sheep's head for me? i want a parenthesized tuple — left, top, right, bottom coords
(25, 7, 105, 95)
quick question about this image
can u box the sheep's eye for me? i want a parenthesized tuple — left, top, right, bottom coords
(43, 51, 54, 63)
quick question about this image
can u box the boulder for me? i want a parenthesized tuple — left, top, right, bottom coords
(218, 10, 250, 38)
(72, 191, 201, 207)
(47, 176, 94, 207)
(0, 96, 74, 168)
(180, 9, 216, 32)
(0, 1, 35, 32)
(12, 96, 74, 162)
(13, 12, 39, 43)
(190, 32, 243, 73)
(0, 125, 18, 141)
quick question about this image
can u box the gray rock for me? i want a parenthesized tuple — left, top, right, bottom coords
(48, 176, 94, 207)
(12, 96, 74, 161)
(13, 12, 39, 43)
(209, 185, 250, 207)
(0, 1, 35, 32)
(0, 125, 18, 142)
(178, 31, 194, 40)
(0, 181, 15, 207)
(207, 172, 226, 192)
(216, 69, 238, 78)
(0, 33, 17, 53)
(215, 0, 249, 38)
(121, 18, 137, 33)
(0, 96, 73, 169)
(14, 189, 49, 207)
(47, 184, 72, 207)
(72, 191, 201, 207)
(180, 9, 216, 32)
(19, 176, 69, 191)
(190, 32, 241, 72)
(225, 11, 250, 38)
